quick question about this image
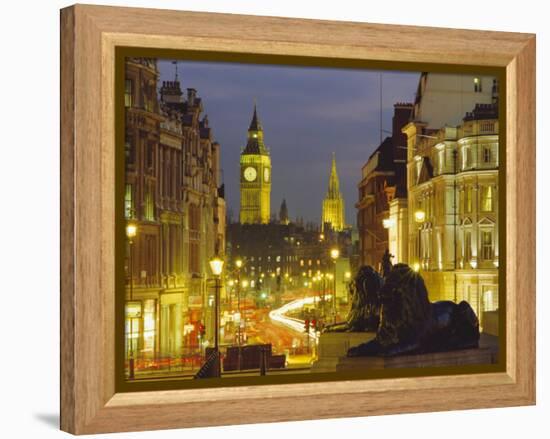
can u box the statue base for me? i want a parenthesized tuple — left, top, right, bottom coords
(311, 332, 376, 373)
(335, 333, 499, 372)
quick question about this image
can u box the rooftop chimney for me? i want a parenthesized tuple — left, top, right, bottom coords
(159, 80, 183, 104)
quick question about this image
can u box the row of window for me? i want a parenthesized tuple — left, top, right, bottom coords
(125, 183, 155, 221)
(125, 78, 156, 113)
(125, 138, 155, 170)
(461, 229, 495, 262)
(418, 144, 496, 181)
(414, 184, 495, 219)
(415, 228, 495, 265)
(460, 185, 494, 213)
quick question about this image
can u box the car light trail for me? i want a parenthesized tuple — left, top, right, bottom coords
(268, 295, 331, 340)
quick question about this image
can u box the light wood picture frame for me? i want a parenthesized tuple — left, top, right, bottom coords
(60, 4, 535, 434)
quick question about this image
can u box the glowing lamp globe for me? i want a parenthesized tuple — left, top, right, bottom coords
(414, 210, 426, 223)
(209, 256, 224, 276)
(126, 223, 137, 239)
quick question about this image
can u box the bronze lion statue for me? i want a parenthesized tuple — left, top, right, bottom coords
(347, 263, 480, 357)
(323, 266, 382, 333)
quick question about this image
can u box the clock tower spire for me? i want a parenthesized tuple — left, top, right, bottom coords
(240, 103, 271, 224)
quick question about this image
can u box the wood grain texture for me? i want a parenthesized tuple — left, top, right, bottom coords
(60, 6, 75, 433)
(60, 4, 536, 434)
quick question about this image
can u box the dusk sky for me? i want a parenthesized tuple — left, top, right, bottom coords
(158, 60, 420, 227)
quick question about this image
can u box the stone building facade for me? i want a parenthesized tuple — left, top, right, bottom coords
(356, 103, 413, 269)
(402, 103, 499, 323)
(124, 58, 225, 374)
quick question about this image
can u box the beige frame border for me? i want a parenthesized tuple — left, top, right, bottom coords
(60, 4, 536, 434)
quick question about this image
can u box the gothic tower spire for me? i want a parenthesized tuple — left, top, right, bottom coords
(248, 102, 262, 131)
(328, 152, 340, 197)
(321, 153, 345, 232)
(279, 198, 289, 225)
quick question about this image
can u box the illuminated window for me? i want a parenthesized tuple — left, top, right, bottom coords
(144, 186, 155, 221)
(124, 184, 134, 218)
(124, 79, 133, 107)
(482, 285, 498, 312)
(188, 204, 200, 274)
(481, 186, 493, 212)
(465, 186, 472, 213)
(142, 299, 156, 358)
(464, 230, 472, 262)
(481, 230, 493, 260)
(415, 158, 422, 182)
(483, 147, 492, 163)
(125, 301, 141, 359)
(438, 149, 445, 174)
(474, 77, 482, 93)
(462, 146, 470, 169)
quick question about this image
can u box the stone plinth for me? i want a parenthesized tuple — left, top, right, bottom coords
(311, 332, 376, 373)
(482, 310, 499, 336)
(336, 333, 499, 371)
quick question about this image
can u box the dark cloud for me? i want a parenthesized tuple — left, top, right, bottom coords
(158, 60, 419, 226)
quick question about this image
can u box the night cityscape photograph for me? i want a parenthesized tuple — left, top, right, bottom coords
(123, 57, 501, 381)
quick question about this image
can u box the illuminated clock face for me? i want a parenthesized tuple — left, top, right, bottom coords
(263, 167, 270, 182)
(244, 166, 257, 182)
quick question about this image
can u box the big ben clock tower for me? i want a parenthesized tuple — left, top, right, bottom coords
(240, 104, 271, 224)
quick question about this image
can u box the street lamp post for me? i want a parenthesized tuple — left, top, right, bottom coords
(235, 259, 243, 348)
(414, 209, 425, 271)
(126, 222, 137, 380)
(239, 277, 249, 367)
(330, 248, 340, 324)
(209, 255, 224, 378)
